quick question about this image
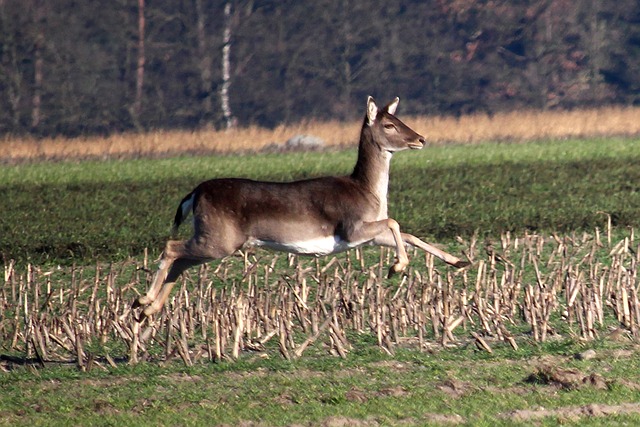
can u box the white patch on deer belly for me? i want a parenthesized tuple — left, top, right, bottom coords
(248, 235, 361, 256)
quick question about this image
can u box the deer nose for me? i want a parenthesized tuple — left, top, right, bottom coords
(408, 136, 425, 150)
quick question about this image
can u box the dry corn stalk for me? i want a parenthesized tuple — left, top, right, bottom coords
(1, 228, 638, 368)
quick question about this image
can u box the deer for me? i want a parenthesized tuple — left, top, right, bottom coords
(134, 96, 468, 318)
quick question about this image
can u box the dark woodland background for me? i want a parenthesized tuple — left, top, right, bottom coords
(1, 0, 639, 137)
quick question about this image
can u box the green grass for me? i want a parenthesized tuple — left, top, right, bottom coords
(2, 337, 640, 426)
(1, 137, 639, 265)
(2, 137, 640, 425)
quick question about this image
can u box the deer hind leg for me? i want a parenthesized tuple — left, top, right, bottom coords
(142, 257, 209, 317)
(137, 236, 239, 318)
(134, 240, 184, 308)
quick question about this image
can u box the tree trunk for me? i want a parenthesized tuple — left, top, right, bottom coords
(220, 2, 235, 129)
(133, 0, 145, 124)
(195, 0, 214, 128)
(31, 0, 44, 129)
(32, 35, 42, 129)
(339, 0, 353, 116)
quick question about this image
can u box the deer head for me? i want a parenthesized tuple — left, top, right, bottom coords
(365, 96, 425, 153)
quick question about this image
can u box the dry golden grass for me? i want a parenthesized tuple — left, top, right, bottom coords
(2, 106, 639, 162)
(411, 105, 640, 143)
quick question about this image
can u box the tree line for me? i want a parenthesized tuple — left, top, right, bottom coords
(1, 0, 639, 137)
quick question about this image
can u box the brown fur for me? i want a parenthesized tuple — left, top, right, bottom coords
(134, 97, 467, 318)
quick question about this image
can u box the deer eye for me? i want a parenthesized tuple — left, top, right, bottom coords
(383, 123, 396, 130)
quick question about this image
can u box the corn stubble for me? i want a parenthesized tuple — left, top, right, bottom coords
(1, 227, 638, 370)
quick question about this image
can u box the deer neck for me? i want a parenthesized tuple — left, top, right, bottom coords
(351, 127, 392, 219)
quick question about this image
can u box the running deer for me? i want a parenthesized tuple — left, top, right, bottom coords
(134, 97, 468, 317)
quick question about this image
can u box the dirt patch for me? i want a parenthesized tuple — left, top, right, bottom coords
(274, 393, 298, 406)
(343, 385, 409, 404)
(422, 413, 465, 425)
(93, 399, 119, 415)
(503, 402, 640, 422)
(131, 397, 159, 414)
(618, 379, 640, 391)
(318, 416, 379, 427)
(158, 372, 204, 382)
(217, 422, 270, 427)
(437, 379, 475, 398)
(525, 366, 609, 390)
(609, 348, 639, 359)
(345, 388, 369, 403)
(223, 418, 383, 427)
(221, 416, 456, 427)
(376, 385, 408, 398)
(367, 360, 411, 372)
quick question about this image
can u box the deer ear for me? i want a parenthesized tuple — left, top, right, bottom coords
(386, 97, 400, 115)
(367, 96, 378, 125)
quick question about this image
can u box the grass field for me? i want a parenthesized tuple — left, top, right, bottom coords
(2, 137, 639, 265)
(2, 339, 640, 426)
(2, 126, 640, 425)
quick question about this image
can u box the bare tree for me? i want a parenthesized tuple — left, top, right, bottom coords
(2, 21, 19, 129)
(133, 0, 145, 124)
(194, 0, 214, 128)
(31, 0, 45, 129)
(220, 1, 235, 129)
(0, 0, 639, 135)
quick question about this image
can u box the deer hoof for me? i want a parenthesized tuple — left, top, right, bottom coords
(143, 304, 161, 318)
(453, 260, 471, 269)
(387, 262, 406, 278)
(132, 295, 151, 309)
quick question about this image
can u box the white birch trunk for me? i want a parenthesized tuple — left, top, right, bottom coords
(220, 2, 235, 129)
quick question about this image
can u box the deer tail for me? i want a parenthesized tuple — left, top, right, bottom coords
(171, 191, 196, 236)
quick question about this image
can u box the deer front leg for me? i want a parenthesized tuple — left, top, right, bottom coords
(385, 219, 409, 276)
(400, 233, 469, 268)
(347, 218, 409, 277)
(371, 232, 469, 268)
